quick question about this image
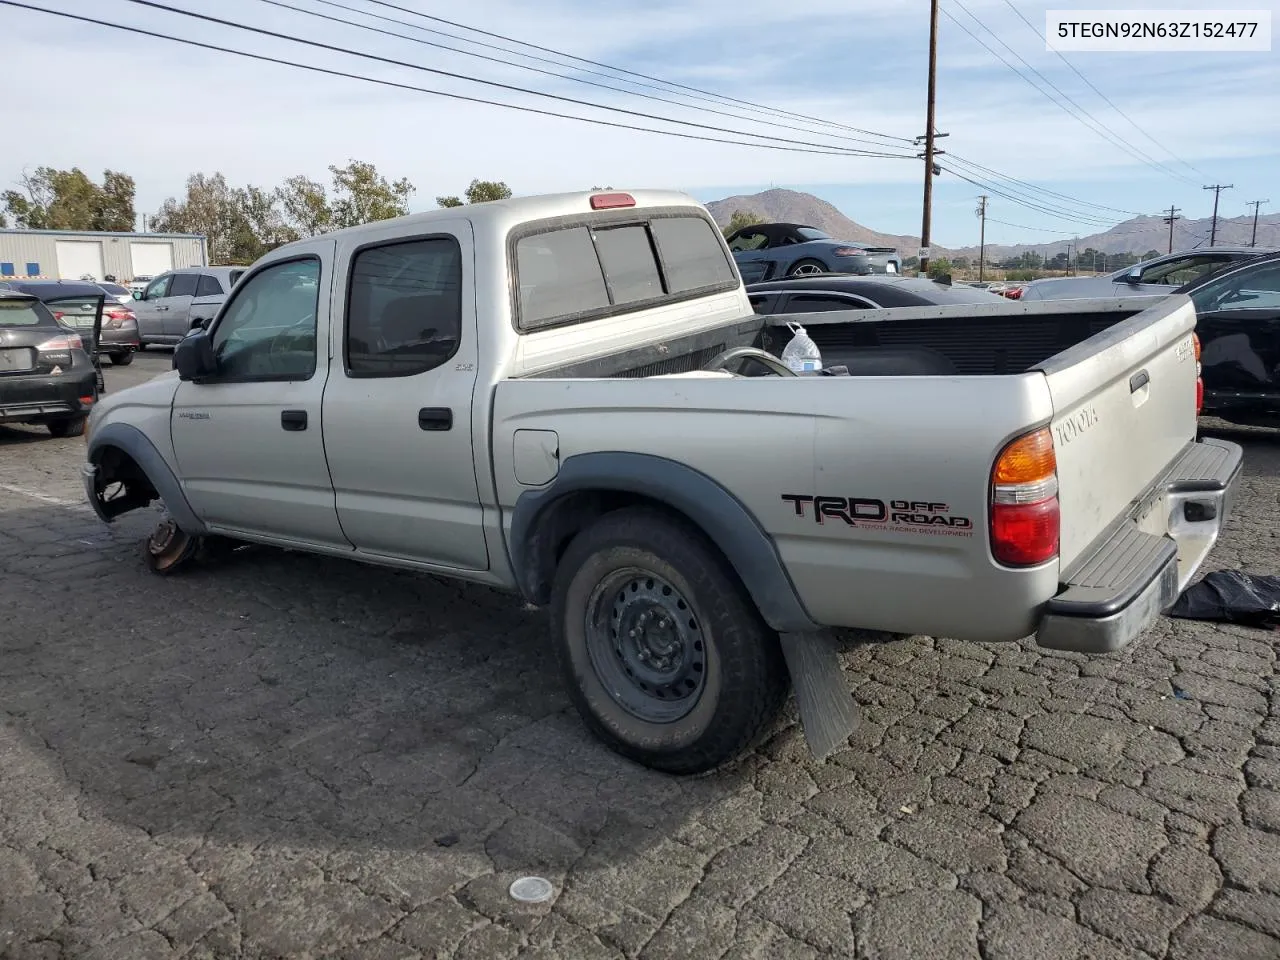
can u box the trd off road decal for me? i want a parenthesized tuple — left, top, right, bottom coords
(781, 495, 974, 538)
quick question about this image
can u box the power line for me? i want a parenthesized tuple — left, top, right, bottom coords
(355, 0, 916, 144)
(944, 154, 1143, 218)
(997, 0, 1208, 182)
(113, 0, 918, 160)
(252, 0, 908, 152)
(0, 1, 913, 160)
(941, 0, 1199, 186)
(939, 165, 1120, 227)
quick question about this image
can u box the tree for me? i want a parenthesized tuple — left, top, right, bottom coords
(150, 173, 247, 264)
(723, 209, 765, 237)
(2, 167, 136, 231)
(927, 257, 954, 278)
(278, 174, 331, 237)
(436, 178, 513, 208)
(328, 160, 414, 229)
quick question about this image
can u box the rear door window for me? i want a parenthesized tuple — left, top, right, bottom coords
(195, 274, 224, 297)
(170, 273, 199, 297)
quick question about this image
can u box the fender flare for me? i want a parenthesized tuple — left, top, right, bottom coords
(508, 451, 818, 633)
(87, 421, 207, 535)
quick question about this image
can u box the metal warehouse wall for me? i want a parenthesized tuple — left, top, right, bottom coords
(0, 230, 208, 281)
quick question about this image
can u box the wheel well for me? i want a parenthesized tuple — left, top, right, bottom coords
(521, 489, 736, 606)
(90, 444, 159, 517)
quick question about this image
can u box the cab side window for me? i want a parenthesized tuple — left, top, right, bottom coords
(196, 274, 224, 297)
(210, 258, 320, 381)
(345, 238, 462, 377)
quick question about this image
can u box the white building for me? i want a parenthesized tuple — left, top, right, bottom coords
(0, 229, 208, 282)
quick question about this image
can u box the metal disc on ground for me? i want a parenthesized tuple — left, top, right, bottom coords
(509, 876, 554, 903)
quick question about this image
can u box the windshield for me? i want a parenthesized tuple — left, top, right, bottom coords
(797, 227, 831, 241)
(0, 299, 56, 327)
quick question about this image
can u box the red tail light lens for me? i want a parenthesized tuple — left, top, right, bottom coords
(1195, 377, 1204, 416)
(990, 426, 1060, 567)
(589, 192, 636, 209)
(38, 334, 84, 352)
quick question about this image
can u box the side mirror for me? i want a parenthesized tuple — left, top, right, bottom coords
(1124, 267, 1143, 283)
(173, 330, 217, 380)
(132, 289, 143, 300)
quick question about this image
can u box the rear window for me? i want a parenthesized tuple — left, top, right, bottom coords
(45, 297, 101, 329)
(0, 299, 55, 327)
(513, 212, 736, 330)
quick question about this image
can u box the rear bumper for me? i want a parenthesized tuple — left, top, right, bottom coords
(1035, 437, 1243, 654)
(0, 370, 98, 423)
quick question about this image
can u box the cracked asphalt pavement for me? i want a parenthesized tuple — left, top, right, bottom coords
(2, 351, 1279, 959)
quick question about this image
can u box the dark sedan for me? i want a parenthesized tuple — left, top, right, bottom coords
(0, 292, 99, 437)
(0, 280, 140, 365)
(1177, 251, 1280, 427)
(746, 274, 1010, 314)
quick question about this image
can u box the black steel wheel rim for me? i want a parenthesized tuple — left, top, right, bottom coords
(584, 567, 708, 723)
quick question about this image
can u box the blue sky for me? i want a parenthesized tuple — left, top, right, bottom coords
(3, 0, 1277, 247)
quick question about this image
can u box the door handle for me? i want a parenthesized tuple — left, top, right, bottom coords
(1129, 369, 1150, 393)
(418, 407, 452, 431)
(156, 305, 169, 312)
(281, 409, 308, 431)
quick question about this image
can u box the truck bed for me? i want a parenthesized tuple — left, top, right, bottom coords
(524, 297, 1155, 380)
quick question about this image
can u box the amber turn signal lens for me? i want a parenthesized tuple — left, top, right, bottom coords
(992, 427, 1056, 485)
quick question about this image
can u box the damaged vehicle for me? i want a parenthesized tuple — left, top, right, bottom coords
(0, 291, 100, 437)
(82, 190, 1240, 774)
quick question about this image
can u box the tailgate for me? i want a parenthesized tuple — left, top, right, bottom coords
(1036, 295, 1200, 568)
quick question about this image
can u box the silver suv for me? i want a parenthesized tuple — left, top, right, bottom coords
(131, 266, 245, 347)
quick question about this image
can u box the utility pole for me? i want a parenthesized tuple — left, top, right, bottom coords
(1162, 205, 1181, 253)
(1246, 199, 1270, 247)
(976, 195, 988, 282)
(917, 0, 941, 277)
(1203, 184, 1233, 246)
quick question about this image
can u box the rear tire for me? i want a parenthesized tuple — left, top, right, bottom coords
(550, 507, 788, 775)
(788, 259, 827, 277)
(47, 416, 87, 438)
(110, 351, 134, 366)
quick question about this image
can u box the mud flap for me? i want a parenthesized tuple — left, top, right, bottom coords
(778, 631, 859, 760)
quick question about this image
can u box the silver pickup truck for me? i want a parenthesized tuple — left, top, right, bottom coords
(81, 189, 1241, 775)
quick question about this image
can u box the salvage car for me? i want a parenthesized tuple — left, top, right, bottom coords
(131, 266, 244, 347)
(82, 190, 1240, 774)
(0, 280, 138, 366)
(746, 274, 1008, 314)
(0, 291, 99, 437)
(1176, 250, 1280, 427)
(1020, 248, 1272, 302)
(725, 222, 901, 281)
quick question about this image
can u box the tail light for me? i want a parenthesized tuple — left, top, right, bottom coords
(832, 247, 868, 257)
(37, 334, 82, 367)
(1193, 333, 1204, 416)
(990, 426, 1060, 567)
(590, 192, 636, 209)
(104, 307, 134, 328)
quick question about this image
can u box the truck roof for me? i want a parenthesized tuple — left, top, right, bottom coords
(269, 189, 707, 253)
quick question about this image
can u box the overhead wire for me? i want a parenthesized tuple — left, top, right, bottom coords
(354, 0, 916, 144)
(251, 0, 910, 151)
(941, 165, 1121, 227)
(941, 0, 1200, 187)
(109, 0, 918, 160)
(996, 0, 1209, 182)
(0, 1, 913, 159)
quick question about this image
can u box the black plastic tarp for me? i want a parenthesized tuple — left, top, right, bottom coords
(1168, 570, 1280, 629)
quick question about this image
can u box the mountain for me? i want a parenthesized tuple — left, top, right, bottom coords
(949, 214, 1280, 262)
(704, 188, 1280, 263)
(704, 188, 937, 255)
